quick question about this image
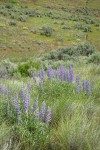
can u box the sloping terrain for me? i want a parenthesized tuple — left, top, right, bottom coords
(0, 0, 100, 59)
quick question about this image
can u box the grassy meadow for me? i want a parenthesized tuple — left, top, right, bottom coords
(0, 0, 100, 150)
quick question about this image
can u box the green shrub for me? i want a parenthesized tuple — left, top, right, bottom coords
(18, 15, 28, 22)
(75, 24, 92, 32)
(40, 26, 54, 37)
(56, 36, 64, 42)
(10, 14, 18, 19)
(0, 62, 14, 78)
(88, 52, 100, 64)
(43, 43, 96, 63)
(76, 43, 96, 56)
(14, 61, 41, 77)
(62, 26, 71, 30)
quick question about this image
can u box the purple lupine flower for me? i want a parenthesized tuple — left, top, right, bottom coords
(20, 87, 26, 103)
(26, 83, 31, 92)
(33, 99, 38, 112)
(24, 93, 30, 113)
(45, 107, 51, 124)
(82, 81, 87, 90)
(47, 67, 53, 79)
(39, 79, 44, 91)
(13, 93, 21, 115)
(59, 65, 67, 81)
(76, 76, 80, 93)
(82, 80, 91, 95)
(55, 69, 60, 80)
(39, 69, 44, 81)
(0, 84, 4, 94)
(39, 101, 46, 119)
(86, 80, 91, 95)
(33, 99, 39, 119)
(67, 66, 74, 83)
(32, 74, 37, 83)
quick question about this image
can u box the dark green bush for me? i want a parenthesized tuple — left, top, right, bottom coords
(14, 61, 41, 77)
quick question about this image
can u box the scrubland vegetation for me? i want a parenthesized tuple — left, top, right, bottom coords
(0, 0, 100, 150)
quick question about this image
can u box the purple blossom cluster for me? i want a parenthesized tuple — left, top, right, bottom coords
(0, 65, 95, 126)
(20, 87, 30, 113)
(12, 94, 52, 124)
(82, 80, 91, 95)
(13, 93, 21, 115)
(39, 69, 45, 81)
(11, 86, 52, 124)
(37, 65, 75, 83)
(67, 66, 74, 83)
(59, 65, 67, 81)
(33, 100, 51, 124)
(76, 78, 93, 95)
(47, 67, 54, 79)
(0, 84, 4, 94)
(36, 66, 95, 96)
(13, 93, 22, 124)
(54, 66, 74, 83)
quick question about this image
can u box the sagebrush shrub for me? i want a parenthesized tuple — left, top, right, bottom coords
(18, 15, 28, 22)
(88, 52, 100, 64)
(40, 26, 54, 37)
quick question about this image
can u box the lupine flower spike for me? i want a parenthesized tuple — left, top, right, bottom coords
(13, 93, 21, 115)
(47, 67, 53, 79)
(39, 69, 44, 81)
(33, 99, 39, 120)
(45, 107, 51, 124)
(39, 101, 46, 120)
(67, 66, 74, 83)
(24, 93, 30, 113)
